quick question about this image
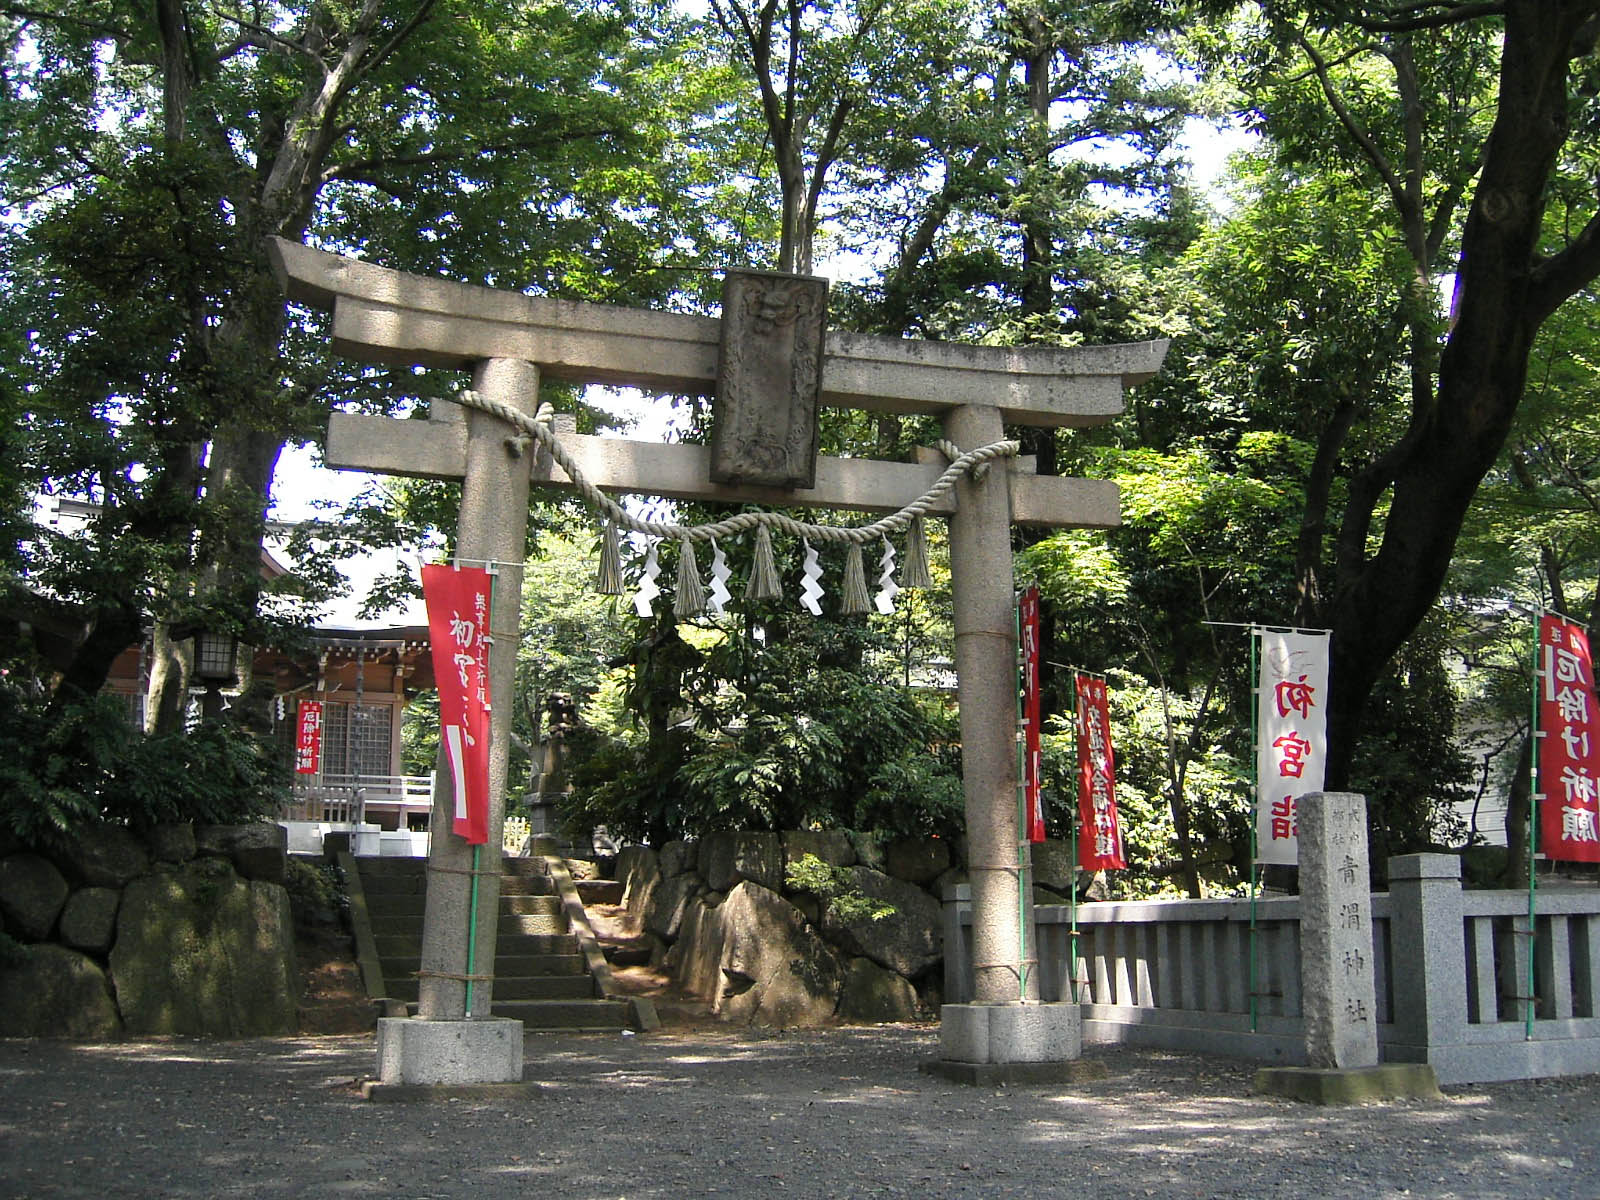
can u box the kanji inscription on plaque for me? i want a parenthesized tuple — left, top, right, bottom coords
(711, 268, 828, 489)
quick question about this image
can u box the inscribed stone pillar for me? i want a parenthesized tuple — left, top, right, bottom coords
(945, 404, 1037, 1003)
(1298, 791, 1379, 1069)
(417, 358, 537, 1019)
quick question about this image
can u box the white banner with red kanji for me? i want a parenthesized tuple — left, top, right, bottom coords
(1075, 673, 1125, 870)
(294, 700, 322, 775)
(422, 563, 493, 845)
(1254, 629, 1330, 865)
(1538, 614, 1600, 862)
(1020, 587, 1045, 843)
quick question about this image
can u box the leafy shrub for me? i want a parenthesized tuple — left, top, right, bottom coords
(283, 859, 346, 928)
(0, 682, 286, 844)
(784, 853, 894, 923)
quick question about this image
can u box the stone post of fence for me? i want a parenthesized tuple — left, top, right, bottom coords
(1386, 853, 1468, 1066)
(943, 882, 973, 1005)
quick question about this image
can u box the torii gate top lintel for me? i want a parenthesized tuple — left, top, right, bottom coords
(267, 237, 1167, 431)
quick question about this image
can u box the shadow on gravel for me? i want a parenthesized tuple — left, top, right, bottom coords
(3, 1030, 1600, 1198)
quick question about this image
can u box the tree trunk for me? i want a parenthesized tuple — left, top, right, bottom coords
(1323, 2, 1586, 785)
(144, 622, 193, 735)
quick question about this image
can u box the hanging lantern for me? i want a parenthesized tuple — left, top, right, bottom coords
(193, 630, 239, 684)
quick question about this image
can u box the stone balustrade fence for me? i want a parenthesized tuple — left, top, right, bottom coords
(944, 853, 1600, 1085)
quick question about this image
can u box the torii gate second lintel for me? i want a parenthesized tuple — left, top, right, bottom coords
(270, 237, 1169, 1073)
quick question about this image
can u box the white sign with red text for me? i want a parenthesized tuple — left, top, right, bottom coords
(1255, 629, 1330, 866)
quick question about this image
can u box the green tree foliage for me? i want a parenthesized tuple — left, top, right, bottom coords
(569, 612, 964, 845)
(0, 683, 284, 845)
(1, 0, 713, 722)
(1176, 0, 1600, 789)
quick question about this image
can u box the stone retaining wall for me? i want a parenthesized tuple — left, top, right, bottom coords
(617, 831, 1080, 1027)
(0, 822, 298, 1038)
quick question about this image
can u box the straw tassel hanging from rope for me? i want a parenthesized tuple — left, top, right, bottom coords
(902, 515, 933, 590)
(469, 392, 1014, 620)
(747, 525, 783, 601)
(595, 519, 624, 596)
(673, 538, 707, 618)
(840, 543, 871, 615)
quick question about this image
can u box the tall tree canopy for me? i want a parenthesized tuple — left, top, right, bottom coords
(1201, 0, 1600, 784)
(1, 0, 710, 722)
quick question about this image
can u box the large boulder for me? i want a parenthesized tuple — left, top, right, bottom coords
(715, 882, 843, 1027)
(848, 831, 885, 871)
(0, 853, 70, 941)
(195, 822, 287, 883)
(822, 866, 942, 978)
(146, 823, 197, 864)
(615, 845, 660, 922)
(663, 896, 726, 1003)
(933, 866, 967, 900)
(837, 957, 919, 1024)
(700, 832, 784, 893)
(109, 858, 298, 1036)
(0, 944, 121, 1038)
(1030, 840, 1079, 893)
(58, 887, 121, 955)
(644, 871, 704, 942)
(783, 830, 855, 870)
(884, 837, 951, 885)
(57, 823, 149, 888)
(658, 840, 697, 879)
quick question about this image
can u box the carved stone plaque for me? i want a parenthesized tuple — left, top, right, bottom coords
(711, 268, 829, 489)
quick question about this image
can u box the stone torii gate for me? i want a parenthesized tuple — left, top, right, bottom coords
(269, 237, 1167, 1084)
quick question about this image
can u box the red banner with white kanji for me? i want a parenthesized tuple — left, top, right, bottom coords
(422, 564, 493, 845)
(294, 700, 322, 775)
(1075, 673, 1125, 870)
(1254, 629, 1330, 865)
(1020, 587, 1046, 843)
(1538, 614, 1600, 862)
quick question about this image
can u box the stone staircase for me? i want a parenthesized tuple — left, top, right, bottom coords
(346, 854, 651, 1031)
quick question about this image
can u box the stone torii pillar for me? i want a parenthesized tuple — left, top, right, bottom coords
(268, 237, 1167, 1083)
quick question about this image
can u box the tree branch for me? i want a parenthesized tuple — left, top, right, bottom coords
(1528, 207, 1600, 321)
(215, 8, 323, 67)
(323, 127, 623, 183)
(1316, 0, 1506, 34)
(0, 5, 133, 44)
(1296, 30, 1410, 220)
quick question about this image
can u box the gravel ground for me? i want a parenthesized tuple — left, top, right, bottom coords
(3, 1027, 1598, 1199)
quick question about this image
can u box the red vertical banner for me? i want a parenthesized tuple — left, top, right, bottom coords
(1538, 614, 1600, 862)
(1075, 673, 1125, 870)
(294, 700, 322, 775)
(1019, 587, 1045, 843)
(422, 564, 493, 846)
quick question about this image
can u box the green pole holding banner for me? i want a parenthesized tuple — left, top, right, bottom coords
(1248, 628, 1260, 1035)
(1068, 680, 1080, 1005)
(1528, 609, 1543, 1041)
(465, 843, 482, 1015)
(1013, 595, 1030, 1002)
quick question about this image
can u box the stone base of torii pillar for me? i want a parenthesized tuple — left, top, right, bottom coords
(368, 1016, 530, 1097)
(922, 1003, 1107, 1086)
